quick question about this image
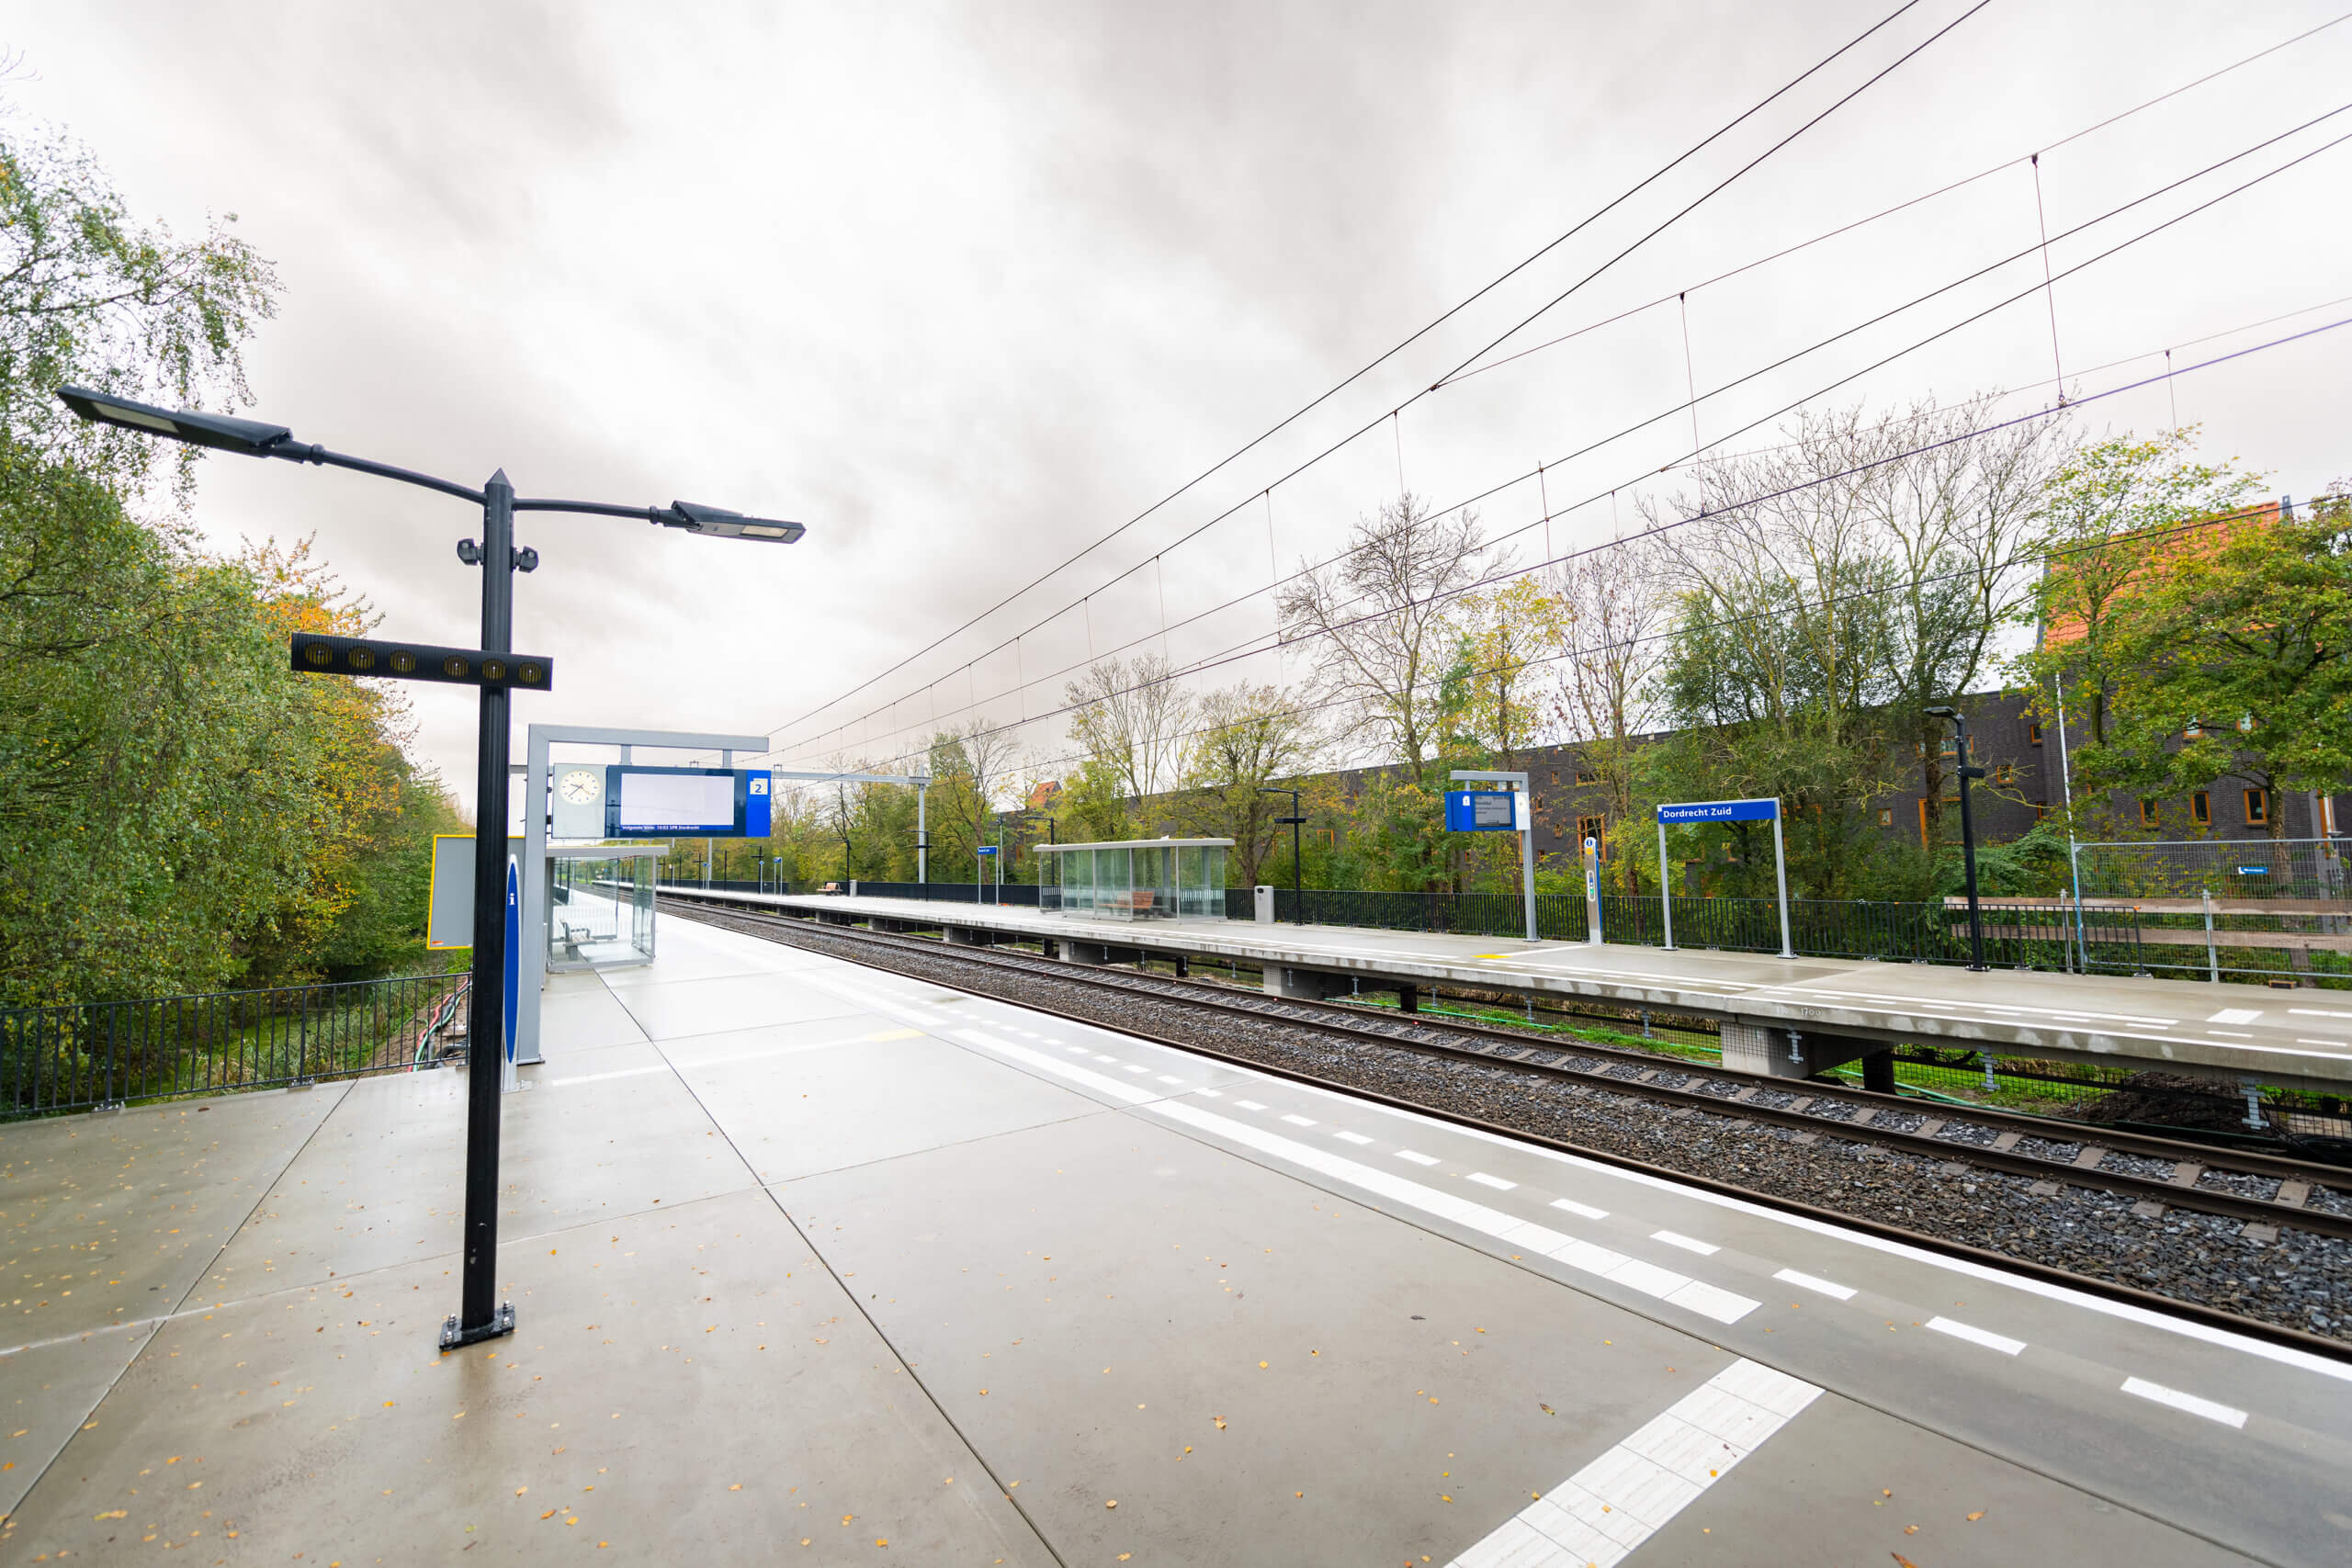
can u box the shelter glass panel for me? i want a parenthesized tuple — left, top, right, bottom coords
(548, 853, 657, 971)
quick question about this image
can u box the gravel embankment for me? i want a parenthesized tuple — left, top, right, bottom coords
(710, 915, 2352, 1345)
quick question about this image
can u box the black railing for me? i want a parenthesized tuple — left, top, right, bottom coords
(1236, 886, 2155, 974)
(667, 877, 1041, 906)
(2, 971, 469, 1121)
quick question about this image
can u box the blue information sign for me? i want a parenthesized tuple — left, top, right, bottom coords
(977, 845, 1000, 857)
(1444, 790, 1521, 832)
(1656, 797, 1780, 825)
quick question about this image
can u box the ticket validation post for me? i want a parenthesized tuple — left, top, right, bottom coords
(1655, 797, 1793, 959)
(1446, 769, 1536, 942)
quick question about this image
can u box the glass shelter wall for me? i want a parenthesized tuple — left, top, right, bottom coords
(1035, 839, 1230, 921)
(547, 851, 658, 970)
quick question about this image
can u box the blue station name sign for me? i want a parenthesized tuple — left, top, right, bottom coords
(1657, 797, 1781, 825)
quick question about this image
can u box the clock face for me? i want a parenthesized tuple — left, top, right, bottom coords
(560, 769, 602, 805)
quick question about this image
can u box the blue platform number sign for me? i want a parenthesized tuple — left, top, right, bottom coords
(977, 846, 999, 857)
(745, 773, 771, 838)
(503, 856, 521, 1066)
(1656, 798, 1781, 825)
(1444, 790, 1520, 832)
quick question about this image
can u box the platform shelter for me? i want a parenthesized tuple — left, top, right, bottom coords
(1036, 836, 1231, 919)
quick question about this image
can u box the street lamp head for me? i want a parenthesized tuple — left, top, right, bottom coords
(1924, 705, 1960, 720)
(56, 384, 296, 455)
(662, 501, 806, 544)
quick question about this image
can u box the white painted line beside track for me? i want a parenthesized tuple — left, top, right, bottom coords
(2120, 1376, 2249, 1429)
(1652, 1230, 1719, 1256)
(1773, 1268, 1857, 1302)
(1928, 1316, 2027, 1356)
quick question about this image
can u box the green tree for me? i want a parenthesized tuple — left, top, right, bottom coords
(2013, 429, 2261, 760)
(2070, 488, 2351, 839)
(1171, 682, 1320, 886)
(1, 122, 278, 496)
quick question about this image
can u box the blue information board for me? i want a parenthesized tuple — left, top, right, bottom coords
(977, 845, 999, 857)
(603, 766, 773, 837)
(1656, 797, 1780, 825)
(1444, 790, 1521, 832)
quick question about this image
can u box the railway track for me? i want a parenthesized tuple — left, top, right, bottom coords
(663, 895, 2352, 1353)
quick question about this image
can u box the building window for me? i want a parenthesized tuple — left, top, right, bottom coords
(1993, 763, 2015, 785)
(2184, 720, 2204, 739)
(2033, 801, 2050, 821)
(1877, 807, 1893, 828)
(2245, 789, 2267, 826)
(2191, 791, 2211, 827)
(1576, 816, 1606, 855)
(2028, 723, 2042, 746)
(2139, 798, 2159, 829)
(1574, 770, 1599, 785)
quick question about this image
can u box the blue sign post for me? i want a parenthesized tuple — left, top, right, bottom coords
(501, 855, 521, 1093)
(1655, 797, 1792, 959)
(1448, 771, 1536, 942)
(977, 843, 1000, 906)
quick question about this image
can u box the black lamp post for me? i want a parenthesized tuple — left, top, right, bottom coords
(58, 384, 805, 1349)
(1925, 705, 1989, 972)
(1258, 785, 1306, 925)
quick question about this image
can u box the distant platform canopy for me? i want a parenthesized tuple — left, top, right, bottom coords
(1037, 838, 1232, 920)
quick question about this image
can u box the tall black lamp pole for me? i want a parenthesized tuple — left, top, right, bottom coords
(1259, 785, 1305, 925)
(57, 384, 806, 1349)
(1925, 705, 1989, 972)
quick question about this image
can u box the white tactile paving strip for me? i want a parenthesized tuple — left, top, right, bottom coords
(1442, 1359, 1823, 1568)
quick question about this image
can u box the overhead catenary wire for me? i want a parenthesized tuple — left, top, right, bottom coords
(778, 82, 2352, 766)
(769, 316, 2349, 782)
(776, 111, 2352, 766)
(765, 0, 1952, 748)
(775, 484, 2344, 803)
(1437, 9, 2352, 392)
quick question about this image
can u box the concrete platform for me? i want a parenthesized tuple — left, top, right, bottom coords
(694, 888, 2352, 1093)
(5, 916, 2348, 1565)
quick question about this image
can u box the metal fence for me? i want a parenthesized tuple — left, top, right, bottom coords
(1235, 886, 2164, 974)
(671, 878, 1042, 906)
(2, 971, 469, 1121)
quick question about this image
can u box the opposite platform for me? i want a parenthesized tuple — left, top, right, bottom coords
(5, 915, 2346, 1564)
(690, 887, 2352, 1093)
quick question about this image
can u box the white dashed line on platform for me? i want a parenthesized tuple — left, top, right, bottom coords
(1280, 1113, 1317, 1127)
(1122, 1064, 1150, 1074)
(1156, 1074, 1183, 1085)
(1773, 1268, 1857, 1301)
(1442, 1359, 1820, 1568)
(1396, 1149, 1440, 1166)
(2206, 1009, 2262, 1025)
(1652, 1230, 1719, 1256)
(2120, 1376, 2248, 1428)
(1235, 1099, 1268, 1111)
(1091, 1054, 1116, 1063)
(1928, 1316, 2025, 1356)
(1550, 1198, 1609, 1221)
(1334, 1131, 1374, 1145)
(1467, 1172, 1517, 1190)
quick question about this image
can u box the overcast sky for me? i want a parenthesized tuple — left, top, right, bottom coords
(7, 1, 2349, 812)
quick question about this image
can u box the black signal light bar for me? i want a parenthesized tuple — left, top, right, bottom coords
(289, 632, 554, 690)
